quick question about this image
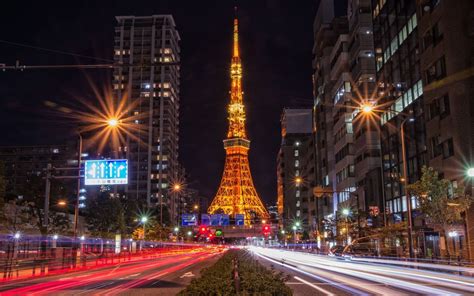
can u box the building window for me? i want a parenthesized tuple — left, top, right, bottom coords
(426, 56, 446, 84)
(295, 160, 299, 167)
(295, 170, 300, 176)
(294, 150, 299, 157)
(442, 138, 454, 158)
(296, 190, 300, 197)
(430, 136, 442, 158)
(296, 201, 300, 207)
(296, 210, 300, 217)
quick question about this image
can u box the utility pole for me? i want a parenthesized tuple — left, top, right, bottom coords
(43, 164, 52, 229)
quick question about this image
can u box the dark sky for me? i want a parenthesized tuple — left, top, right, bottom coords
(0, 0, 320, 206)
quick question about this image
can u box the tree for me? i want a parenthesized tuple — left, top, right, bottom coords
(7, 173, 71, 235)
(408, 166, 473, 256)
(85, 192, 126, 238)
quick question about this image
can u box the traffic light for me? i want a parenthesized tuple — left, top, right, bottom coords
(215, 229, 223, 237)
(262, 224, 271, 236)
(199, 226, 210, 234)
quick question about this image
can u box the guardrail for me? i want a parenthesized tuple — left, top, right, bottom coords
(0, 234, 204, 281)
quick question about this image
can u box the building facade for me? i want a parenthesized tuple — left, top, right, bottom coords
(113, 15, 181, 221)
(0, 145, 77, 197)
(416, 0, 474, 258)
(277, 108, 314, 233)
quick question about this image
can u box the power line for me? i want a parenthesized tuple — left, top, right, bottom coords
(0, 39, 113, 62)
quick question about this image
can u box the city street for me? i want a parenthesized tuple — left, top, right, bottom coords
(0, 247, 223, 295)
(250, 247, 474, 296)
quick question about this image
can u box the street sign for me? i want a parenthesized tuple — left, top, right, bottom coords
(84, 159, 128, 185)
(181, 214, 198, 226)
(235, 214, 244, 226)
(201, 214, 211, 226)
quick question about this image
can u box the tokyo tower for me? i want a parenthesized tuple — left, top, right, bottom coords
(207, 12, 269, 224)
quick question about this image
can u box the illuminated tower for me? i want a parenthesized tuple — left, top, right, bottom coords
(208, 12, 269, 224)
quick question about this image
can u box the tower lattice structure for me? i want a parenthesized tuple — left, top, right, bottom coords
(208, 13, 269, 224)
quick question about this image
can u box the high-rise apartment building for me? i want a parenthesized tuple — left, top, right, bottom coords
(312, 0, 349, 242)
(113, 16, 181, 219)
(277, 108, 313, 231)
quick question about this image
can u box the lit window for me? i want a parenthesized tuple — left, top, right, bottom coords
(296, 210, 300, 217)
(296, 190, 300, 197)
(296, 201, 300, 207)
(294, 150, 299, 157)
(295, 160, 299, 167)
(295, 170, 300, 176)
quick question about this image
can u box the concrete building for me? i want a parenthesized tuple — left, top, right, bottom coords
(0, 145, 77, 197)
(113, 15, 181, 221)
(277, 108, 313, 233)
(312, 0, 349, 244)
(416, 0, 474, 259)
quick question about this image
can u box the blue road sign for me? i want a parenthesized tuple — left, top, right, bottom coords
(235, 214, 244, 226)
(201, 214, 211, 226)
(182, 214, 198, 226)
(84, 159, 128, 185)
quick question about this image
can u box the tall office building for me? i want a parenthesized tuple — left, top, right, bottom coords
(113, 16, 181, 218)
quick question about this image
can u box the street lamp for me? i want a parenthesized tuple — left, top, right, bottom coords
(107, 118, 119, 127)
(140, 216, 148, 241)
(342, 208, 350, 216)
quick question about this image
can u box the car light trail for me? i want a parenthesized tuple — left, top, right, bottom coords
(250, 247, 472, 295)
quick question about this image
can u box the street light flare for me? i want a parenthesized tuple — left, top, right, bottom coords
(107, 118, 119, 127)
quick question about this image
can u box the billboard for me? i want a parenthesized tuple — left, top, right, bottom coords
(181, 214, 198, 226)
(84, 159, 128, 185)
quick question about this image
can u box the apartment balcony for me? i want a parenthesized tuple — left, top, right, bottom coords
(330, 52, 350, 81)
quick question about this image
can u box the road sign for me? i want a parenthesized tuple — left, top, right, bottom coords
(84, 159, 128, 185)
(201, 214, 211, 226)
(235, 214, 244, 226)
(181, 214, 198, 226)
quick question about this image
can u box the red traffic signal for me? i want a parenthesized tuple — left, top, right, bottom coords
(262, 225, 271, 235)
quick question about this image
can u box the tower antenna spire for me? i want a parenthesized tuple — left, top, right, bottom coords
(233, 6, 239, 58)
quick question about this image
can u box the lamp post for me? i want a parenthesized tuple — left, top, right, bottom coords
(342, 208, 350, 245)
(73, 132, 83, 239)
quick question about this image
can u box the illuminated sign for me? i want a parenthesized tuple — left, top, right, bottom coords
(235, 214, 244, 226)
(84, 159, 128, 185)
(181, 214, 198, 226)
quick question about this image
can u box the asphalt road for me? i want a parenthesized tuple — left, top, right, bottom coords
(250, 246, 474, 296)
(0, 247, 223, 295)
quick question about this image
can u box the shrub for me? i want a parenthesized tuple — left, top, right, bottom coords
(178, 249, 292, 296)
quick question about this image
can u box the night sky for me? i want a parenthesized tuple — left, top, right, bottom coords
(0, 0, 321, 206)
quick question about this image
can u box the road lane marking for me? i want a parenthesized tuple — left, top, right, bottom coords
(294, 276, 335, 296)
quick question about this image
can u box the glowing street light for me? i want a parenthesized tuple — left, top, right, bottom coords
(57, 200, 67, 206)
(295, 221, 301, 228)
(360, 103, 374, 114)
(187, 231, 192, 236)
(107, 118, 119, 127)
(342, 208, 350, 216)
(80, 235, 85, 241)
(295, 177, 302, 186)
(53, 234, 59, 240)
(13, 232, 21, 240)
(467, 168, 474, 178)
(193, 204, 199, 210)
(173, 183, 182, 191)
(140, 216, 148, 224)
(174, 227, 179, 233)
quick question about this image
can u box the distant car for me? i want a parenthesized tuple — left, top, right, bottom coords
(328, 245, 345, 257)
